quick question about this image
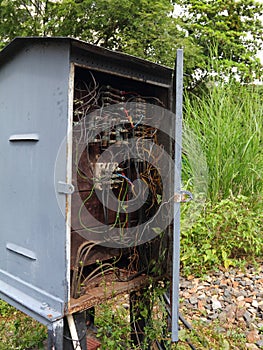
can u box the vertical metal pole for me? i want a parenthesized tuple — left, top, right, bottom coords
(172, 49, 184, 342)
(48, 319, 64, 350)
(67, 315, 82, 350)
(64, 312, 87, 350)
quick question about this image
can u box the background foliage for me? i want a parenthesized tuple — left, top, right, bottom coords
(178, 0, 263, 85)
(184, 80, 263, 201)
(0, 0, 262, 87)
(181, 79, 263, 275)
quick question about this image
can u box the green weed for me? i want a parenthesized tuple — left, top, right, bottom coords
(0, 300, 47, 350)
(181, 194, 263, 276)
(183, 82, 263, 202)
(174, 318, 247, 349)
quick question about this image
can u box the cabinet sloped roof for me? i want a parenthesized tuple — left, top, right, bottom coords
(0, 37, 173, 86)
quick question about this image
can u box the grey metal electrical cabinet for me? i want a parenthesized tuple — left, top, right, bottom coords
(0, 37, 183, 347)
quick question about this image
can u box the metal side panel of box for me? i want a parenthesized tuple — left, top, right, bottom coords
(0, 40, 72, 319)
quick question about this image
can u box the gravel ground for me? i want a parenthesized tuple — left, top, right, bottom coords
(180, 264, 263, 349)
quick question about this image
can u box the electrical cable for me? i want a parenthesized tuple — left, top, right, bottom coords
(73, 75, 166, 295)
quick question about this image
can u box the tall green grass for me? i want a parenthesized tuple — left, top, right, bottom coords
(181, 81, 263, 273)
(183, 82, 263, 202)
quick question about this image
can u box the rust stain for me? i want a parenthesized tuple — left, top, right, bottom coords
(68, 274, 148, 314)
(87, 337, 101, 350)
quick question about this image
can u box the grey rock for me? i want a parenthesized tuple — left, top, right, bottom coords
(208, 312, 219, 320)
(205, 304, 213, 311)
(189, 297, 198, 305)
(244, 311, 253, 324)
(224, 290, 231, 298)
(256, 340, 263, 349)
(197, 293, 206, 300)
(212, 299, 222, 310)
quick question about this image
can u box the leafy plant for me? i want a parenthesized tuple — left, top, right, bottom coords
(0, 300, 47, 349)
(95, 282, 170, 349)
(95, 297, 132, 349)
(175, 318, 248, 349)
(181, 194, 263, 275)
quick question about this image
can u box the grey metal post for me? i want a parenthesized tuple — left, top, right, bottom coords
(48, 319, 64, 350)
(172, 49, 184, 342)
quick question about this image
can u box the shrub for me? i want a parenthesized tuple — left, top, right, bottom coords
(181, 194, 263, 276)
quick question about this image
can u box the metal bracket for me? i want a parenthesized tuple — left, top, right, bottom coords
(57, 181, 75, 195)
(174, 190, 193, 203)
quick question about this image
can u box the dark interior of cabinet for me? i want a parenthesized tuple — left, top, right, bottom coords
(69, 65, 171, 305)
